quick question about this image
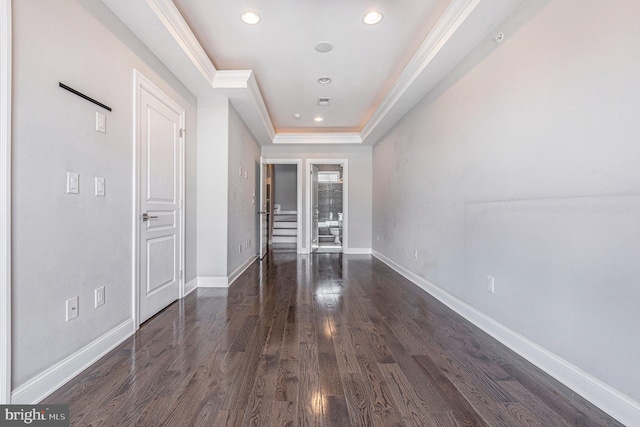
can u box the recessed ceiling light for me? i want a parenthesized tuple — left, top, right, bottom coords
(317, 77, 332, 84)
(241, 11, 261, 25)
(314, 117, 324, 122)
(363, 11, 383, 25)
(315, 42, 334, 53)
(294, 113, 301, 119)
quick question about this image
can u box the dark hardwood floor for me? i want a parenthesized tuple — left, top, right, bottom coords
(43, 251, 623, 426)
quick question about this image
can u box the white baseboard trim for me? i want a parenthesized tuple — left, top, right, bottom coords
(184, 277, 198, 296)
(344, 248, 371, 255)
(11, 318, 134, 404)
(197, 276, 229, 288)
(228, 255, 258, 287)
(371, 250, 640, 427)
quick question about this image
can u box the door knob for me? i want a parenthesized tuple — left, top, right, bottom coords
(141, 212, 159, 221)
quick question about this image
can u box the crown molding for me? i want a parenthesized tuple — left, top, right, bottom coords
(145, 0, 216, 85)
(102, 0, 216, 96)
(360, 0, 481, 144)
(212, 71, 276, 145)
(103, 0, 526, 146)
(360, 0, 526, 145)
(273, 133, 362, 145)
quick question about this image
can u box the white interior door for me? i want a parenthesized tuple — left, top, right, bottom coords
(259, 161, 270, 259)
(138, 85, 183, 323)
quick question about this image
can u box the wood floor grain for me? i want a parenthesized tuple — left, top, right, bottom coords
(43, 251, 624, 426)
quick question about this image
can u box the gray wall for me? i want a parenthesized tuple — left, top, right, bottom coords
(273, 164, 297, 212)
(227, 105, 260, 273)
(196, 97, 228, 279)
(12, 0, 197, 387)
(262, 145, 372, 252)
(372, 0, 640, 402)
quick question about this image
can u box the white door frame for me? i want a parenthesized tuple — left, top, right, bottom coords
(132, 70, 186, 329)
(306, 159, 349, 254)
(0, 0, 12, 404)
(262, 159, 303, 253)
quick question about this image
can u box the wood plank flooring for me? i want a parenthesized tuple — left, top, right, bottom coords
(43, 251, 623, 426)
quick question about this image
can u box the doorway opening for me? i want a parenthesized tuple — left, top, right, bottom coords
(260, 159, 302, 256)
(308, 161, 347, 254)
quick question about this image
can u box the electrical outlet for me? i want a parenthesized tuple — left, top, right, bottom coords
(486, 275, 495, 293)
(377, 235, 380, 242)
(239, 244, 242, 253)
(414, 249, 418, 259)
(66, 296, 79, 321)
(95, 287, 105, 308)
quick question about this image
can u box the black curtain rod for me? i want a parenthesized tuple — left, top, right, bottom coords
(59, 82, 112, 111)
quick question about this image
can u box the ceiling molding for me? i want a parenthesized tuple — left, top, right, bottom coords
(212, 71, 276, 145)
(102, 0, 216, 96)
(145, 0, 216, 85)
(360, 0, 480, 144)
(360, 0, 527, 145)
(273, 133, 362, 145)
(103, 0, 525, 146)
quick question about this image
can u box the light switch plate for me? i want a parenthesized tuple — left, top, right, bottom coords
(95, 286, 105, 308)
(66, 172, 79, 194)
(96, 112, 106, 133)
(66, 296, 79, 321)
(95, 177, 105, 196)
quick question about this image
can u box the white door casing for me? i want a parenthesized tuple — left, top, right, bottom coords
(259, 159, 269, 259)
(0, 0, 12, 404)
(305, 159, 349, 254)
(134, 71, 185, 325)
(311, 164, 319, 251)
(262, 159, 303, 253)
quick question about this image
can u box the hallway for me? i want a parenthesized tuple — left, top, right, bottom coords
(44, 252, 621, 426)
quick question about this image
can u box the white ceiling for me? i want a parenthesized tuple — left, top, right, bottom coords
(102, 0, 528, 145)
(172, 0, 452, 133)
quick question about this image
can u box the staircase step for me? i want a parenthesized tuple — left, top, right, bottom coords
(274, 228, 297, 236)
(273, 236, 297, 243)
(274, 221, 297, 229)
(273, 214, 297, 222)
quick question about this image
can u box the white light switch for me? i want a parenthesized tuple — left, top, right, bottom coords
(66, 172, 79, 194)
(95, 177, 105, 196)
(96, 112, 106, 133)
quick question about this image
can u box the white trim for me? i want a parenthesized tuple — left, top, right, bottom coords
(359, 0, 481, 144)
(273, 133, 362, 145)
(371, 250, 640, 427)
(11, 319, 134, 404)
(228, 256, 258, 287)
(306, 159, 349, 253)
(133, 70, 186, 329)
(197, 277, 229, 288)
(212, 71, 275, 145)
(262, 159, 303, 252)
(0, 0, 11, 405)
(184, 278, 198, 296)
(145, 0, 216, 85)
(344, 248, 371, 255)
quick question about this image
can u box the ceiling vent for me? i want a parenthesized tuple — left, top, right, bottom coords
(317, 97, 331, 106)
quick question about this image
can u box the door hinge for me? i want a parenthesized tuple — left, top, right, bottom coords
(179, 270, 183, 279)
(180, 128, 186, 138)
